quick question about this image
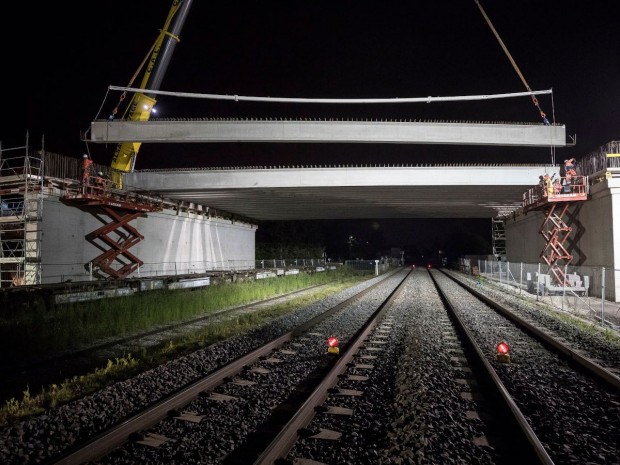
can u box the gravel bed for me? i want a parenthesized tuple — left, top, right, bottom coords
(0, 271, 398, 465)
(95, 270, 408, 464)
(433, 270, 620, 465)
(2, 268, 619, 464)
(285, 269, 620, 464)
(445, 270, 620, 369)
(287, 269, 501, 465)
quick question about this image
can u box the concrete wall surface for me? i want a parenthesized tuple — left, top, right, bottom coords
(40, 196, 256, 283)
(505, 179, 617, 300)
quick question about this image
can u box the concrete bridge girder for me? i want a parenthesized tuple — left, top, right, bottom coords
(89, 120, 568, 146)
(125, 165, 554, 221)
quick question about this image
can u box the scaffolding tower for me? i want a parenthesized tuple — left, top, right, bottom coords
(492, 217, 506, 261)
(0, 144, 44, 287)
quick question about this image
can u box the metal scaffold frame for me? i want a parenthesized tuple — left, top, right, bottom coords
(0, 141, 44, 287)
(492, 217, 506, 261)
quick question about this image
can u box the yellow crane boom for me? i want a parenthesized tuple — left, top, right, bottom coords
(110, 0, 193, 186)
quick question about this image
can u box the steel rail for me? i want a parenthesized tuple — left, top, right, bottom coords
(429, 269, 555, 465)
(46, 269, 400, 465)
(252, 269, 412, 464)
(441, 270, 620, 390)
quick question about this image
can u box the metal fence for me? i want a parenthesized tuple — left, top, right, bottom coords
(469, 259, 620, 330)
(344, 259, 392, 275)
(34, 257, 405, 283)
(37, 258, 330, 284)
(575, 140, 620, 177)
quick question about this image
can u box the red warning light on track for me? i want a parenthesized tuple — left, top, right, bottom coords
(496, 341, 509, 354)
(327, 336, 340, 355)
(496, 340, 511, 363)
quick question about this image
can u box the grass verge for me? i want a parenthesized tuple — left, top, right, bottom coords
(0, 274, 367, 425)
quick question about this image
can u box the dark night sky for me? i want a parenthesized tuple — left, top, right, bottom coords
(2, 1, 618, 261)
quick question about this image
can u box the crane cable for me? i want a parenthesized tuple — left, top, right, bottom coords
(473, 0, 550, 125)
(108, 44, 155, 120)
(108, 41, 157, 120)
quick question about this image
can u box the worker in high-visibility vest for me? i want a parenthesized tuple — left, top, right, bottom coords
(82, 154, 93, 192)
(564, 158, 577, 177)
(543, 174, 554, 197)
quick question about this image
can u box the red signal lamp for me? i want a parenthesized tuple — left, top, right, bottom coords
(327, 336, 340, 355)
(496, 340, 510, 363)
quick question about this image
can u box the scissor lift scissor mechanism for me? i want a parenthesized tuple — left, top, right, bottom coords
(522, 176, 588, 291)
(61, 179, 162, 280)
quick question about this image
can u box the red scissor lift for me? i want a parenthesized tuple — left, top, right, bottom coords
(522, 175, 589, 292)
(62, 177, 162, 280)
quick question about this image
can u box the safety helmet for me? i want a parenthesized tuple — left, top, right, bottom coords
(83, 154, 88, 158)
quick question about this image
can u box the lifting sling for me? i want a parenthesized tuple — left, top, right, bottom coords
(473, 0, 550, 125)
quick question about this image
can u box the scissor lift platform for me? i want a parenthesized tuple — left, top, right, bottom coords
(523, 176, 588, 213)
(62, 181, 162, 280)
(522, 176, 589, 290)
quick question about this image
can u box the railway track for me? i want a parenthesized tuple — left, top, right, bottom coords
(46, 269, 409, 464)
(281, 269, 620, 464)
(431, 269, 620, 464)
(2, 268, 619, 464)
(0, 284, 330, 405)
(279, 269, 545, 464)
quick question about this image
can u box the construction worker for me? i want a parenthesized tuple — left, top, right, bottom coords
(564, 158, 577, 177)
(93, 171, 107, 192)
(537, 175, 545, 198)
(543, 174, 553, 197)
(564, 171, 574, 193)
(82, 154, 93, 191)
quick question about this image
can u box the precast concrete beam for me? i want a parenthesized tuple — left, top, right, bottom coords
(89, 119, 568, 147)
(125, 165, 553, 221)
